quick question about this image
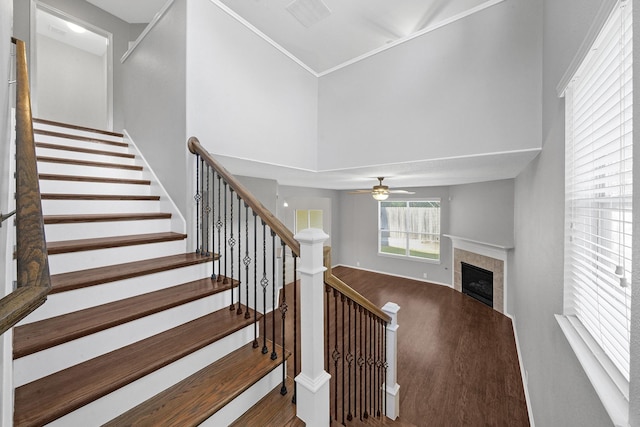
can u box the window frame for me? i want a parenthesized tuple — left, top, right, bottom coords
(377, 199, 441, 263)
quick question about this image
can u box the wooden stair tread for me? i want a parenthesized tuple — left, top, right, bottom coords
(34, 128, 127, 147)
(33, 118, 124, 138)
(50, 252, 215, 293)
(14, 306, 258, 427)
(39, 174, 150, 185)
(230, 377, 302, 427)
(37, 156, 143, 171)
(104, 341, 289, 427)
(47, 232, 187, 255)
(44, 212, 171, 224)
(35, 142, 134, 159)
(42, 193, 160, 201)
(13, 277, 234, 358)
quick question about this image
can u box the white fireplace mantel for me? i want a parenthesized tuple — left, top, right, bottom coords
(444, 234, 513, 261)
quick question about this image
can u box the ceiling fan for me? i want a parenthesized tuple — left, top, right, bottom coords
(348, 177, 415, 201)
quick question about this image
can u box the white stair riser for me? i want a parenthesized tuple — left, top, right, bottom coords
(34, 124, 125, 143)
(14, 289, 238, 386)
(39, 180, 151, 196)
(48, 240, 186, 274)
(36, 147, 137, 166)
(45, 218, 172, 241)
(42, 199, 160, 215)
(37, 162, 144, 180)
(19, 263, 214, 324)
(45, 325, 255, 427)
(202, 363, 284, 427)
(34, 134, 129, 154)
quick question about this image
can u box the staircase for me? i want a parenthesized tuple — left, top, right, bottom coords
(12, 119, 295, 426)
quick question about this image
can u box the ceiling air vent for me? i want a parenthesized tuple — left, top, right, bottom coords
(286, 0, 331, 28)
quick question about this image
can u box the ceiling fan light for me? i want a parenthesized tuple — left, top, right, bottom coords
(372, 190, 389, 201)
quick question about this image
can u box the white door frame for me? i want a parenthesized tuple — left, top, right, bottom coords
(29, 1, 114, 130)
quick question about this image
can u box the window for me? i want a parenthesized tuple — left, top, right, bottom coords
(378, 200, 440, 261)
(295, 209, 323, 233)
(561, 0, 632, 422)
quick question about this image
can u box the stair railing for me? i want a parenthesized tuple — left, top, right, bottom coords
(188, 137, 400, 425)
(323, 248, 401, 424)
(0, 38, 51, 336)
(188, 136, 300, 404)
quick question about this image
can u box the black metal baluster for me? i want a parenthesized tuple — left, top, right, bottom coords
(222, 181, 229, 285)
(292, 254, 298, 404)
(347, 299, 353, 422)
(228, 188, 235, 310)
(375, 317, 380, 417)
(244, 203, 251, 319)
(358, 305, 364, 421)
(280, 241, 287, 395)
(368, 313, 374, 419)
(216, 174, 223, 282)
(252, 212, 259, 349)
(270, 230, 277, 360)
(373, 316, 377, 418)
(211, 169, 220, 280)
(378, 318, 383, 417)
(261, 221, 269, 355)
(333, 289, 339, 421)
(341, 294, 346, 426)
(199, 158, 205, 254)
(363, 310, 368, 419)
(204, 165, 210, 256)
(383, 321, 387, 417)
(325, 284, 331, 371)
(194, 154, 200, 254)
(237, 195, 242, 315)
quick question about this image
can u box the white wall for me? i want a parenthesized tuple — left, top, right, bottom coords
(449, 179, 514, 246)
(0, 1, 14, 424)
(317, 0, 542, 171)
(36, 34, 107, 129)
(511, 0, 616, 425)
(121, 0, 187, 215)
(186, 0, 318, 172)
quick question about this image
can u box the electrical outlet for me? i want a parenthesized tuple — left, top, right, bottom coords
(423, 273, 427, 279)
(356, 261, 360, 267)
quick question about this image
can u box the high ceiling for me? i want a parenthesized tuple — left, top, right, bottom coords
(84, 0, 537, 190)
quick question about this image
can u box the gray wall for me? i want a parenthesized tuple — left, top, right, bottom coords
(36, 34, 106, 129)
(121, 0, 187, 215)
(317, 0, 542, 172)
(338, 186, 452, 285)
(511, 0, 614, 425)
(13, 0, 143, 131)
(449, 179, 514, 247)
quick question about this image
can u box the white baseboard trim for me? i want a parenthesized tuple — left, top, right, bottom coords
(334, 264, 452, 288)
(504, 313, 535, 427)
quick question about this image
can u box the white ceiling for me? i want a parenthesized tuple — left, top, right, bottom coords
(36, 9, 108, 56)
(84, 0, 537, 191)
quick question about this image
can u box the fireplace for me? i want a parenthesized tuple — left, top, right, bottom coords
(461, 262, 493, 308)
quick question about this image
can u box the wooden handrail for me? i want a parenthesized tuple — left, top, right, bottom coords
(188, 136, 300, 256)
(0, 38, 51, 336)
(323, 246, 391, 323)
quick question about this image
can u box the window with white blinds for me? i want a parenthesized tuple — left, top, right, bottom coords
(564, 0, 632, 387)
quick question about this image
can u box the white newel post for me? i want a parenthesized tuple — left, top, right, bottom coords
(382, 302, 400, 420)
(294, 228, 331, 427)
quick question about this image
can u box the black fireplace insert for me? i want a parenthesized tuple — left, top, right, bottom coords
(461, 262, 493, 308)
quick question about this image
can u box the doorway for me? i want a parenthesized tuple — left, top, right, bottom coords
(31, 2, 113, 130)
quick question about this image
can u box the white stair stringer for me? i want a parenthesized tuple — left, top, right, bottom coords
(14, 287, 236, 386)
(46, 324, 255, 427)
(18, 262, 213, 324)
(47, 239, 187, 275)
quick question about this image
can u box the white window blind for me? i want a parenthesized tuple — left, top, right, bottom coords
(564, 0, 632, 386)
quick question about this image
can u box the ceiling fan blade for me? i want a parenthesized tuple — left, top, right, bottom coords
(348, 190, 374, 194)
(389, 190, 415, 194)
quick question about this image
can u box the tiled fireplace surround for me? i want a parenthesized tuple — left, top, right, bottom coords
(445, 235, 512, 314)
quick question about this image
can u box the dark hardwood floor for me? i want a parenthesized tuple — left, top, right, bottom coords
(331, 266, 529, 427)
